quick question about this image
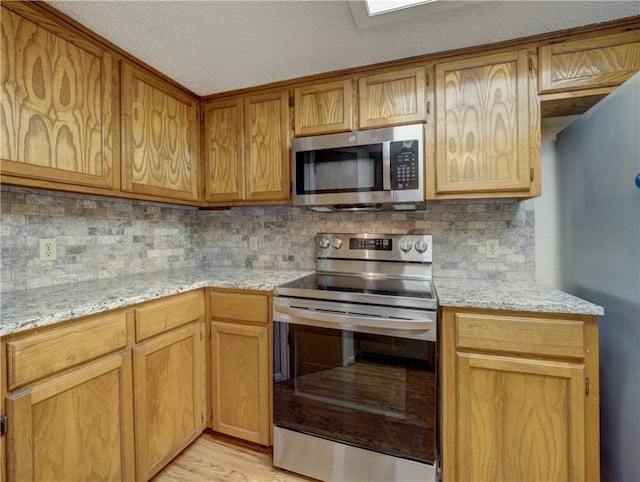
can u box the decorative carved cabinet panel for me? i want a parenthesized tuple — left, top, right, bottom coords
(203, 99, 244, 202)
(121, 63, 200, 202)
(432, 50, 532, 197)
(0, 5, 114, 189)
(358, 67, 426, 129)
(294, 79, 353, 136)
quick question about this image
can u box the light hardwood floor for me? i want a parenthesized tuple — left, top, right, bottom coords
(152, 431, 318, 482)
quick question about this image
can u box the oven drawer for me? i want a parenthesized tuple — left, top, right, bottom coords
(455, 311, 585, 359)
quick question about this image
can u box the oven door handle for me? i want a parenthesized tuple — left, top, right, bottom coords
(274, 304, 434, 332)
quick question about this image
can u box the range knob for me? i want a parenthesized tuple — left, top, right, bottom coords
(415, 239, 429, 253)
(318, 237, 330, 249)
(331, 238, 343, 249)
(399, 239, 413, 253)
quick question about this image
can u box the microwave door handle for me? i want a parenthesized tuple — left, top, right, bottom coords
(382, 141, 391, 190)
(274, 304, 434, 332)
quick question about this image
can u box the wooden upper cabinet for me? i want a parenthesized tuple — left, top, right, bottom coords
(203, 98, 244, 203)
(539, 30, 640, 94)
(121, 62, 200, 202)
(358, 66, 426, 129)
(244, 90, 291, 201)
(431, 49, 534, 198)
(0, 5, 114, 189)
(204, 90, 290, 205)
(293, 79, 353, 136)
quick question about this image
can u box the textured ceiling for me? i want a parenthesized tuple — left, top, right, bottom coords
(48, 1, 640, 96)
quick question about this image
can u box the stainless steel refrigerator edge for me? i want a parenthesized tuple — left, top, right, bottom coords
(557, 72, 640, 482)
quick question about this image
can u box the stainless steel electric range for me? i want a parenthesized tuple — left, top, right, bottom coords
(272, 233, 439, 482)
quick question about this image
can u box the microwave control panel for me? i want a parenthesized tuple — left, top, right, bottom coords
(390, 140, 419, 190)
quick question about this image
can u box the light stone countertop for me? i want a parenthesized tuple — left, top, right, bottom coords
(434, 278, 604, 316)
(0, 266, 311, 337)
(1, 269, 604, 337)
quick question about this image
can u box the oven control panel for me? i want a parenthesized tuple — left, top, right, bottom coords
(317, 233, 432, 263)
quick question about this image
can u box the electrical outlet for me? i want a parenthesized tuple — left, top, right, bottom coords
(39, 238, 57, 261)
(486, 239, 499, 259)
(249, 236, 258, 251)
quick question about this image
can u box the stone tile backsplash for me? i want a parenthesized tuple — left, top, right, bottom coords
(1, 185, 534, 292)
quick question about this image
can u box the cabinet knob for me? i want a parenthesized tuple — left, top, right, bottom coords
(636, 173, 640, 189)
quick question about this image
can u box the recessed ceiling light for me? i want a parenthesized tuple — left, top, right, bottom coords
(365, 0, 439, 16)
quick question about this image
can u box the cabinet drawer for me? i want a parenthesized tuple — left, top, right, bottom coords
(209, 291, 269, 325)
(135, 290, 204, 341)
(6, 311, 128, 390)
(455, 312, 585, 359)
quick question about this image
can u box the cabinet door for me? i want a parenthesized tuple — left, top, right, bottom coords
(0, 5, 114, 189)
(244, 90, 291, 202)
(6, 353, 135, 482)
(432, 50, 532, 197)
(203, 98, 245, 202)
(539, 30, 640, 94)
(456, 353, 586, 482)
(294, 79, 353, 136)
(121, 63, 200, 202)
(133, 322, 206, 481)
(358, 66, 426, 128)
(210, 320, 270, 445)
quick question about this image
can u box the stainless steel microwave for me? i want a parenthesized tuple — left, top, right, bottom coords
(292, 124, 425, 212)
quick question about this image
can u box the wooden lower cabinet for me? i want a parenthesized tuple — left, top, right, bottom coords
(209, 289, 271, 445)
(133, 321, 206, 481)
(2, 289, 208, 482)
(6, 352, 136, 482)
(441, 307, 600, 482)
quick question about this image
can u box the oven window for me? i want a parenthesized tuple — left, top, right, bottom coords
(274, 322, 437, 464)
(295, 145, 383, 194)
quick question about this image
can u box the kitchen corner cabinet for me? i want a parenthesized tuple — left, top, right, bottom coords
(293, 79, 353, 136)
(358, 66, 427, 129)
(203, 90, 290, 206)
(209, 290, 271, 445)
(0, 4, 114, 191)
(121, 62, 200, 202)
(3, 311, 135, 482)
(441, 307, 600, 482)
(2, 290, 207, 482)
(429, 49, 538, 199)
(132, 291, 207, 481)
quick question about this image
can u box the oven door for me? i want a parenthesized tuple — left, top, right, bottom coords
(273, 298, 438, 478)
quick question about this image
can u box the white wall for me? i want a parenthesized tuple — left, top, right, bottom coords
(534, 116, 578, 288)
